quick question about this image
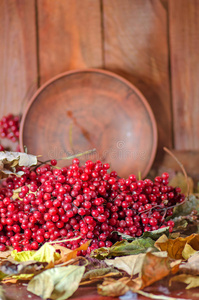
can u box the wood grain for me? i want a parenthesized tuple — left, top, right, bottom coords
(0, 0, 37, 118)
(37, 0, 103, 85)
(169, 0, 199, 150)
(103, 0, 172, 152)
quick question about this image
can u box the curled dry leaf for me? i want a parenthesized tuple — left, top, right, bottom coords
(155, 234, 199, 260)
(0, 151, 37, 179)
(131, 252, 174, 290)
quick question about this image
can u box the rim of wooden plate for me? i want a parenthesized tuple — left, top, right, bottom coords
(20, 68, 158, 178)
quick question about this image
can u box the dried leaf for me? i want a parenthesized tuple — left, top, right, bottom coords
(169, 172, 194, 195)
(54, 241, 90, 265)
(132, 253, 172, 290)
(82, 267, 120, 281)
(113, 227, 169, 242)
(155, 234, 199, 260)
(97, 280, 129, 297)
(180, 252, 199, 275)
(11, 243, 60, 263)
(105, 254, 146, 276)
(170, 274, 199, 289)
(0, 151, 37, 178)
(80, 256, 108, 272)
(28, 265, 85, 300)
(2, 273, 34, 283)
(0, 260, 47, 275)
(12, 185, 36, 201)
(173, 195, 199, 217)
(91, 238, 155, 259)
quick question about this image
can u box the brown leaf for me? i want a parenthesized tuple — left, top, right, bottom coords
(54, 241, 90, 265)
(97, 280, 129, 297)
(170, 274, 199, 289)
(155, 234, 199, 260)
(132, 252, 172, 290)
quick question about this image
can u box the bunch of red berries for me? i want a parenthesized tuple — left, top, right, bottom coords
(0, 114, 20, 143)
(0, 159, 184, 254)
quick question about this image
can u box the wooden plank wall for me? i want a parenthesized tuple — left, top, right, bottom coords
(0, 0, 199, 173)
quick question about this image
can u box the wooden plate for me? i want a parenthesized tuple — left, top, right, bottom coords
(20, 69, 157, 178)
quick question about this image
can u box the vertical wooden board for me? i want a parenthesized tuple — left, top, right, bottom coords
(169, 0, 199, 150)
(37, 0, 103, 85)
(0, 0, 38, 117)
(103, 0, 172, 152)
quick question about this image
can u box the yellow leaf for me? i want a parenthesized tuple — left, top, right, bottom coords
(170, 274, 199, 289)
(155, 234, 199, 260)
(11, 243, 60, 264)
(182, 243, 197, 260)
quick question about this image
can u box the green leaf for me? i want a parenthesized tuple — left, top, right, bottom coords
(28, 265, 85, 300)
(113, 227, 169, 242)
(91, 238, 155, 259)
(141, 227, 170, 240)
(173, 195, 199, 217)
(11, 243, 60, 263)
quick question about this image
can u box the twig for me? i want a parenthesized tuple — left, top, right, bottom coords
(163, 147, 190, 199)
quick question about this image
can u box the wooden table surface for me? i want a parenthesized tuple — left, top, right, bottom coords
(3, 278, 199, 300)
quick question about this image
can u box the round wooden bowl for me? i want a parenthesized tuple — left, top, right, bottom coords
(20, 69, 157, 178)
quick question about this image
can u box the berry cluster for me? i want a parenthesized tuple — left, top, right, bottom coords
(0, 114, 20, 151)
(0, 159, 184, 254)
(0, 114, 20, 142)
